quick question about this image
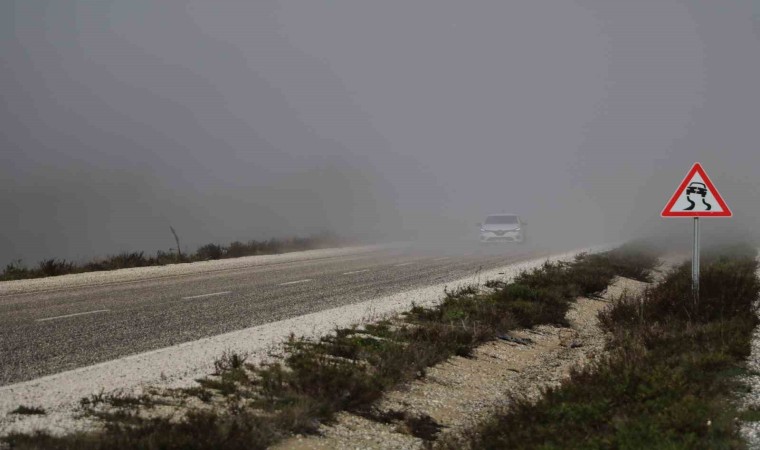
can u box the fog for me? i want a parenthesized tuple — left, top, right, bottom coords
(2, 1, 760, 265)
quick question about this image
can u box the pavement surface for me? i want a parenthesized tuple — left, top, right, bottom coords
(0, 241, 554, 386)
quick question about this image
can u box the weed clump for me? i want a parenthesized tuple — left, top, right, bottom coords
(10, 406, 46, 416)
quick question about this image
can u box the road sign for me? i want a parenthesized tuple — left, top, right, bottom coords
(661, 162, 732, 300)
(661, 162, 732, 217)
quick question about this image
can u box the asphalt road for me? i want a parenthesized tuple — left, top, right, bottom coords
(0, 242, 551, 386)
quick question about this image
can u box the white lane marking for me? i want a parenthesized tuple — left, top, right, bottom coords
(342, 269, 370, 275)
(394, 262, 414, 267)
(432, 257, 450, 262)
(182, 291, 233, 300)
(36, 309, 110, 322)
(278, 279, 313, 286)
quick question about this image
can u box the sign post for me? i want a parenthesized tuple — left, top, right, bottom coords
(692, 217, 699, 295)
(661, 162, 732, 297)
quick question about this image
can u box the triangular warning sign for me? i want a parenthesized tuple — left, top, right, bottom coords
(661, 162, 732, 217)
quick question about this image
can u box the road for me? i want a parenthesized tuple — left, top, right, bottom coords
(0, 243, 552, 386)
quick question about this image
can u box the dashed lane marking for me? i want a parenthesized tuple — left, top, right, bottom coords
(36, 309, 110, 322)
(342, 270, 370, 275)
(278, 279, 313, 286)
(182, 291, 233, 300)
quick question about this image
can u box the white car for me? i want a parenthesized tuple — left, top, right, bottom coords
(478, 214, 525, 243)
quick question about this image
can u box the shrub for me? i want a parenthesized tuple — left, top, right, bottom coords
(195, 244, 224, 261)
(1, 260, 33, 281)
(37, 259, 76, 277)
(225, 241, 248, 258)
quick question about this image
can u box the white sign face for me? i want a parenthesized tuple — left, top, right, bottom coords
(661, 162, 732, 217)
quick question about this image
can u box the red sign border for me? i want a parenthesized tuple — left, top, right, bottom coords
(661, 162, 732, 217)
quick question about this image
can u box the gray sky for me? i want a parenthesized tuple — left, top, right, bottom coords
(2, 1, 760, 264)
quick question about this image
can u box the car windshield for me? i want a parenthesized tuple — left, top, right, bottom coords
(485, 215, 518, 225)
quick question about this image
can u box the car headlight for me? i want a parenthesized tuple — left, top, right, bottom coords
(480, 228, 486, 232)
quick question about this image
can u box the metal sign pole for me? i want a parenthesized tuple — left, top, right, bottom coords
(692, 217, 700, 299)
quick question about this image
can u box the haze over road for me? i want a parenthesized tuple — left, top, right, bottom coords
(0, 243, 553, 386)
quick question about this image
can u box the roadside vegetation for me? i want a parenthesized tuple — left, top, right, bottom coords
(8, 406, 46, 416)
(446, 243, 759, 449)
(2, 243, 659, 450)
(0, 232, 342, 282)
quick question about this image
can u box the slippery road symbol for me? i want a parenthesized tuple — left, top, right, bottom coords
(683, 182, 711, 211)
(661, 162, 732, 217)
